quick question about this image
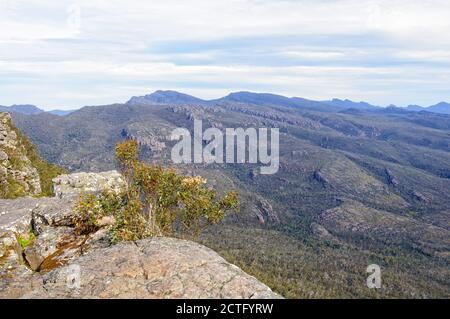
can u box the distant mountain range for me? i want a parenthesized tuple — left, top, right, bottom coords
(127, 90, 209, 106)
(406, 102, 450, 114)
(127, 90, 450, 114)
(0, 104, 43, 115)
(323, 98, 379, 110)
(2, 91, 449, 115)
(126, 90, 372, 112)
(0, 104, 76, 116)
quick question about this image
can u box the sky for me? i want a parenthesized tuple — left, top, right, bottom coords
(1, 0, 450, 110)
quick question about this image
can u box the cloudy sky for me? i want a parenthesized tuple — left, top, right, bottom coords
(1, 0, 450, 110)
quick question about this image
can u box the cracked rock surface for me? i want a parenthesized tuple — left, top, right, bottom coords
(4, 237, 281, 299)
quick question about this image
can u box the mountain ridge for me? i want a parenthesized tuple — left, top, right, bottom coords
(0, 104, 44, 115)
(0, 104, 76, 116)
(125, 90, 450, 114)
(2, 91, 449, 115)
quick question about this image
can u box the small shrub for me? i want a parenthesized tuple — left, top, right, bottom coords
(74, 190, 125, 235)
(115, 139, 139, 175)
(16, 232, 35, 249)
(74, 193, 102, 235)
(5, 176, 26, 199)
(110, 196, 149, 242)
(76, 140, 240, 242)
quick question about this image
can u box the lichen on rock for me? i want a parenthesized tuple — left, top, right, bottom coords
(52, 171, 125, 199)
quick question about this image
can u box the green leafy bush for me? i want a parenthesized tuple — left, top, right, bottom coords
(75, 139, 239, 242)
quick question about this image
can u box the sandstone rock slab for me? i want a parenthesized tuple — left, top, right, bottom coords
(20, 237, 281, 299)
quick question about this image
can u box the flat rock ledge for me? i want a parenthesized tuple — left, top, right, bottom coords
(2, 237, 281, 299)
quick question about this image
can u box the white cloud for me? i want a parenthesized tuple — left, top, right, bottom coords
(0, 0, 449, 108)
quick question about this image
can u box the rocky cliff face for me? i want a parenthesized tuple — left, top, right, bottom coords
(0, 112, 65, 199)
(0, 113, 41, 198)
(0, 171, 280, 299)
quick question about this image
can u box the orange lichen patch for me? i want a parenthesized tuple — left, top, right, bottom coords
(37, 235, 87, 272)
(56, 234, 79, 249)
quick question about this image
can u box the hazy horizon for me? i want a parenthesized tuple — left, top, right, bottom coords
(2, 89, 450, 112)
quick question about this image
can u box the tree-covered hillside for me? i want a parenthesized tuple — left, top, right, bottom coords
(11, 96, 450, 298)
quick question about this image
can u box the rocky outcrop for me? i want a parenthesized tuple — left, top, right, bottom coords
(52, 171, 125, 199)
(221, 104, 321, 130)
(0, 112, 41, 198)
(1, 170, 126, 275)
(0, 171, 280, 299)
(412, 190, 429, 203)
(385, 168, 399, 187)
(0, 196, 80, 275)
(252, 196, 279, 224)
(15, 237, 280, 299)
(310, 222, 338, 243)
(313, 170, 328, 187)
